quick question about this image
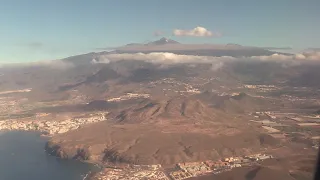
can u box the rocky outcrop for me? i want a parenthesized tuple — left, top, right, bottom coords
(74, 148, 91, 161)
(103, 148, 132, 164)
(45, 141, 69, 159)
(45, 140, 92, 161)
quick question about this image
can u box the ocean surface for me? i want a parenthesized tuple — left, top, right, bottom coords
(0, 131, 98, 180)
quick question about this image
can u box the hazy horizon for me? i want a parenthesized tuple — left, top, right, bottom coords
(1, 0, 320, 63)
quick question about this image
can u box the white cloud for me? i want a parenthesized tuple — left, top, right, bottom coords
(173, 26, 220, 37)
(211, 61, 224, 71)
(95, 51, 320, 68)
(96, 52, 235, 65)
(302, 51, 320, 61)
(294, 54, 306, 60)
(250, 54, 293, 61)
(4, 51, 320, 71)
(250, 52, 320, 61)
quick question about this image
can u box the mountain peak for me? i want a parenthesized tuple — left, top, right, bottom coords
(147, 37, 180, 45)
(226, 43, 242, 47)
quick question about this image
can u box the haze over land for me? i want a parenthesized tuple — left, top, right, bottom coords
(1, 0, 320, 179)
(0, 37, 319, 179)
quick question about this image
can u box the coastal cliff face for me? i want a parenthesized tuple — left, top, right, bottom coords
(45, 141, 70, 159)
(44, 139, 131, 164)
(45, 141, 91, 161)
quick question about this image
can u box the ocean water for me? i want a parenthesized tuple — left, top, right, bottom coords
(0, 131, 98, 180)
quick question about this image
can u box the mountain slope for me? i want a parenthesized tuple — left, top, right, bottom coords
(114, 96, 230, 124)
(46, 121, 278, 165)
(147, 37, 180, 45)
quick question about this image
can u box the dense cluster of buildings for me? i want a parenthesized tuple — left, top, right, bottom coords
(93, 164, 168, 180)
(177, 162, 211, 176)
(169, 154, 272, 180)
(149, 78, 201, 95)
(244, 84, 278, 92)
(169, 170, 193, 180)
(0, 113, 106, 135)
(92, 154, 273, 180)
(179, 85, 201, 94)
(107, 93, 150, 102)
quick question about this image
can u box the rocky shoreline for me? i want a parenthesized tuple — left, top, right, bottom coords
(45, 140, 92, 161)
(0, 112, 108, 179)
(44, 140, 105, 180)
(0, 129, 99, 165)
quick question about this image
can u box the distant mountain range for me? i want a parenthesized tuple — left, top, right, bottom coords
(125, 37, 179, 46)
(304, 47, 320, 52)
(262, 47, 292, 50)
(147, 37, 180, 45)
(114, 38, 291, 57)
(0, 36, 319, 174)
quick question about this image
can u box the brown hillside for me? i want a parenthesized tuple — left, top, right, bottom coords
(47, 95, 279, 165)
(47, 122, 278, 165)
(114, 96, 237, 124)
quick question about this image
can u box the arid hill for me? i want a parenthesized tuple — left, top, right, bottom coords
(46, 122, 278, 165)
(46, 94, 279, 165)
(114, 96, 228, 124)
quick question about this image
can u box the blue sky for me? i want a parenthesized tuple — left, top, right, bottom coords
(0, 0, 319, 63)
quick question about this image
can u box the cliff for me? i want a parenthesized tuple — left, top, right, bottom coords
(45, 140, 91, 161)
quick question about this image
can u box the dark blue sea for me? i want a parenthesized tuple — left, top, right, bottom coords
(0, 131, 98, 180)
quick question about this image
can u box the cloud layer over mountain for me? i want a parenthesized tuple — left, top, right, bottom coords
(93, 51, 320, 72)
(2, 50, 319, 71)
(95, 51, 320, 65)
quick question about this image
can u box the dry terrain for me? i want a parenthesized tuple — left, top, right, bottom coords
(0, 39, 319, 179)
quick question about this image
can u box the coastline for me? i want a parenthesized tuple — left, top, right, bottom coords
(0, 129, 103, 170)
(0, 112, 108, 175)
(0, 130, 101, 180)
